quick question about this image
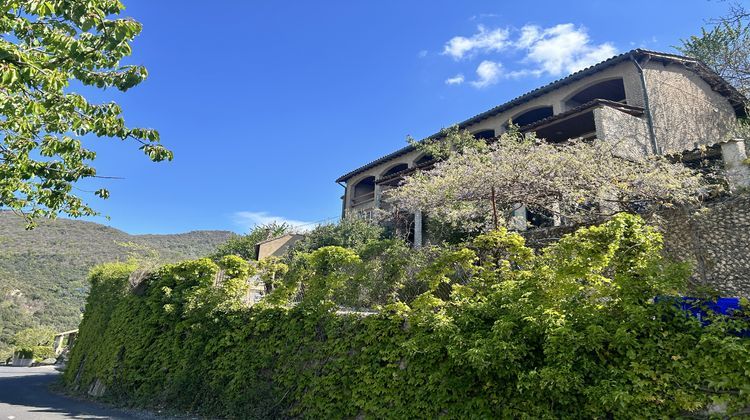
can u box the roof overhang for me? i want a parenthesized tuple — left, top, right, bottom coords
(336, 49, 748, 183)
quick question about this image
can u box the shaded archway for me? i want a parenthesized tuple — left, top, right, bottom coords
(565, 78, 626, 109)
(381, 163, 409, 178)
(414, 153, 434, 166)
(471, 129, 496, 140)
(351, 176, 375, 206)
(511, 106, 554, 127)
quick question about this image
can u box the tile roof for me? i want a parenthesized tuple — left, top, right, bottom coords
(336, 49, 748, 183)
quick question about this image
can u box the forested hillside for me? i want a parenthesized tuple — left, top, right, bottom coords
(0, 211, 234, 355)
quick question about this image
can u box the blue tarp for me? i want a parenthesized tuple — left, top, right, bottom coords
(672, 297, 742, 321)
(656, 296, 748, 336)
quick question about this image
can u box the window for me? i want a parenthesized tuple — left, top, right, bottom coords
(526, 207, 555, 228)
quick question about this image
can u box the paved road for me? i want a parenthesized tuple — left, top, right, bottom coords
(0, 365, 139, 419)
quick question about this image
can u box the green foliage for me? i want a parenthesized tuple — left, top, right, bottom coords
(0, 211, 233, 352)
(64, 214, 750, 418)
(0, 0, 172, 226)
(678, 4, 750, 96)
(212, 222, 290, 261)
(13, 325, 54, 348)
(12, 325, 55, 360)
(256, 256, 288, 293)
(290, 217, 384, 255)
(408, 125, 488, 160)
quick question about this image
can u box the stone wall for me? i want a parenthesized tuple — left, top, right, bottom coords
(660, 194, 750, 297)
(644, 61, 739, 155)
(520, 194, 750, 298)
(594, 105, 651, 159)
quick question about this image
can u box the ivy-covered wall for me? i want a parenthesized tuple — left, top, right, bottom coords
(64, 215, 750, 418)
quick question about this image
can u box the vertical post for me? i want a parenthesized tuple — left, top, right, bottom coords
(53, 334, 63, 355)
(551, 202, 562, 227)
(721, 139, 750, 192)
(511, 204, 527, 231)
(413, 210, 423, 249)
(374, 184, 382, 209)
(340, 183, 349, 220)
(491, 186, 499, 230)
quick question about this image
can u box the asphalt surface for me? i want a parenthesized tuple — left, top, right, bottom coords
(0, 365, 139, 419)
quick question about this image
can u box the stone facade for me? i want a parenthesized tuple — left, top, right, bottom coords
(337, 50, 744, 228)
(660, 194, 750, 297)
(519, 194, 750, 298)
(335, 49, 750, 295)
(593, 105, 650, 159)
(644, 60, 738, 154)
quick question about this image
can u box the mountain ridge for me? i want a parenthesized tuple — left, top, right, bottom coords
(0, 211, 235, 355)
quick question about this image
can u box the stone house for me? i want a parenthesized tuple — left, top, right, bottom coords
(335, 49, 750, 296)
(336, 49, 749, 247)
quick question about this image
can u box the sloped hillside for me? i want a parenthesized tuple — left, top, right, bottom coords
(0, 211, 234, 352)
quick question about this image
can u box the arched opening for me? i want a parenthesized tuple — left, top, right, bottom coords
(351, 176, 375, 206)
(381, 163, 409, 178)
(565, 78, 626, 109)
(526, 207, 555, 228)
(414, 153, 434, 166)
(510, 106, 554, 128)
(472, 129, 496, 140)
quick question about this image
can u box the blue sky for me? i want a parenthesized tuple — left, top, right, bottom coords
(77, 0, 730, 234)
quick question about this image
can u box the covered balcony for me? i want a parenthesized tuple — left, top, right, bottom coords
(350, 176, 375, 210)
(519, 99, 645, 143)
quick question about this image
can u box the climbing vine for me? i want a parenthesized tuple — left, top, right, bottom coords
(65, 214, 750, 418)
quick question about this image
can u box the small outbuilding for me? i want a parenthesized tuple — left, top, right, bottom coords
(254, 233, 305, 260)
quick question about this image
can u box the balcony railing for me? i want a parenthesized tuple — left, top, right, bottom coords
(351, 191, 375, 206)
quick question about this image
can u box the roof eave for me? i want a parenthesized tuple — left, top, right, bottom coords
(336, 48, 748, 183)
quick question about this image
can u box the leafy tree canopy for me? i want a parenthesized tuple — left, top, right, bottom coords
(678, 2, 750, 96)
(13, 326, 54, 348)
(0, 0, 172, 227)
(289, 217, 384, 256)
(390, 127, 708, 233)
(12, 325, 55, 360)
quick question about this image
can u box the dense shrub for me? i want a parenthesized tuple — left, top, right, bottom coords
(288, 217, 385, 256)
(12, 326, 56, 361)
(65, 214, 750, 418)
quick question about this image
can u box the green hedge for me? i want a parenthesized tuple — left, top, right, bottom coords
(64, 215, 750, 418)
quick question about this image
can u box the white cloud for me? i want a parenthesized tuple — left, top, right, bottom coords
(445, 74, 465, 85)
(518, 23, 616, 75)
(437, 23, 617, 87)
(417, 49, 428, 58)
(469, 13, 500, 21)
(442, 25, 510, 60)
(471, 61, 502, 88)
(232, 211, 314, 232)
(517, 25, 541, 49)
